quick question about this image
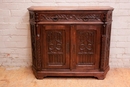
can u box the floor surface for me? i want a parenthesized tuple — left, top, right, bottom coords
(0, 67, 130, 87)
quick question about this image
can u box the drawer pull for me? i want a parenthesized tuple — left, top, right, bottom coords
(52, 17, 58, 22)
(83, 18, 88, 21)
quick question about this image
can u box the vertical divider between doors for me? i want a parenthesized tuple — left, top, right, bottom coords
(70, 25, 76, 70)
(66, 25, 70, 68)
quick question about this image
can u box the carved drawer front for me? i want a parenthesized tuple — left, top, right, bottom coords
(34, 12, 106, 22)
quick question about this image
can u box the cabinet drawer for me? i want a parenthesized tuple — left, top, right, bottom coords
(30, 11, 108, 22)
(38, 12, 103, 22)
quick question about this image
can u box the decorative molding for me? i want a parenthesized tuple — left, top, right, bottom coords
(39, 13, 102, 22)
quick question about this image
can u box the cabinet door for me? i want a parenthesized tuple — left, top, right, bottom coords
(72, 25, 101, 70)
(41, 25, 70, 69)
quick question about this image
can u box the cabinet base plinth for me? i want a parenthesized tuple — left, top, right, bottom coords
(32, 67, 109, 80)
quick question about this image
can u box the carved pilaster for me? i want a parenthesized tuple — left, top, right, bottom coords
(30, 24, 41, 69)
(35, 24, 41, 69)
(105, 24, 111, 67)
(100, 12, 112, 70)
(100, 13, 107, 71)
(100, 35, 106, 70)
(30, 24, 36, 67)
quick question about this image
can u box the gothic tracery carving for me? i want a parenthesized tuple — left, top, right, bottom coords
(77, 30, 95, 65)
(77, 30, 95, 54)
(47, 31, 63, 53)
(47, 31, 64, 65)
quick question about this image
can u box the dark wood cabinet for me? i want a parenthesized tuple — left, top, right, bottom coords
(28, 6, 114, 79)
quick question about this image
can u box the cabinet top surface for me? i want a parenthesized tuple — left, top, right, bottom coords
(28, 6, 114, 11)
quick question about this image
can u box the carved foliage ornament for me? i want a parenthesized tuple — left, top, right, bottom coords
(77, 30, 95, 54)
(47, 31, 63, 53)
(77, 30, 95, 65)
(47, 31, 64, 65)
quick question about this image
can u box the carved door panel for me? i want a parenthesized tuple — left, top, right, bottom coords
(41, 25, 70, 69)
(72, 25, 101, 70)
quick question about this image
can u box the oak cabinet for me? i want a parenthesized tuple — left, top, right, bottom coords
(28, 6, 114, 79)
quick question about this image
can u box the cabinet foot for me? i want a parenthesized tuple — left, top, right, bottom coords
(35, 76, 46, 79)
(32, 67, 46, 79)
(35, 74, 46, 79)
(96, 75, 106, 80)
